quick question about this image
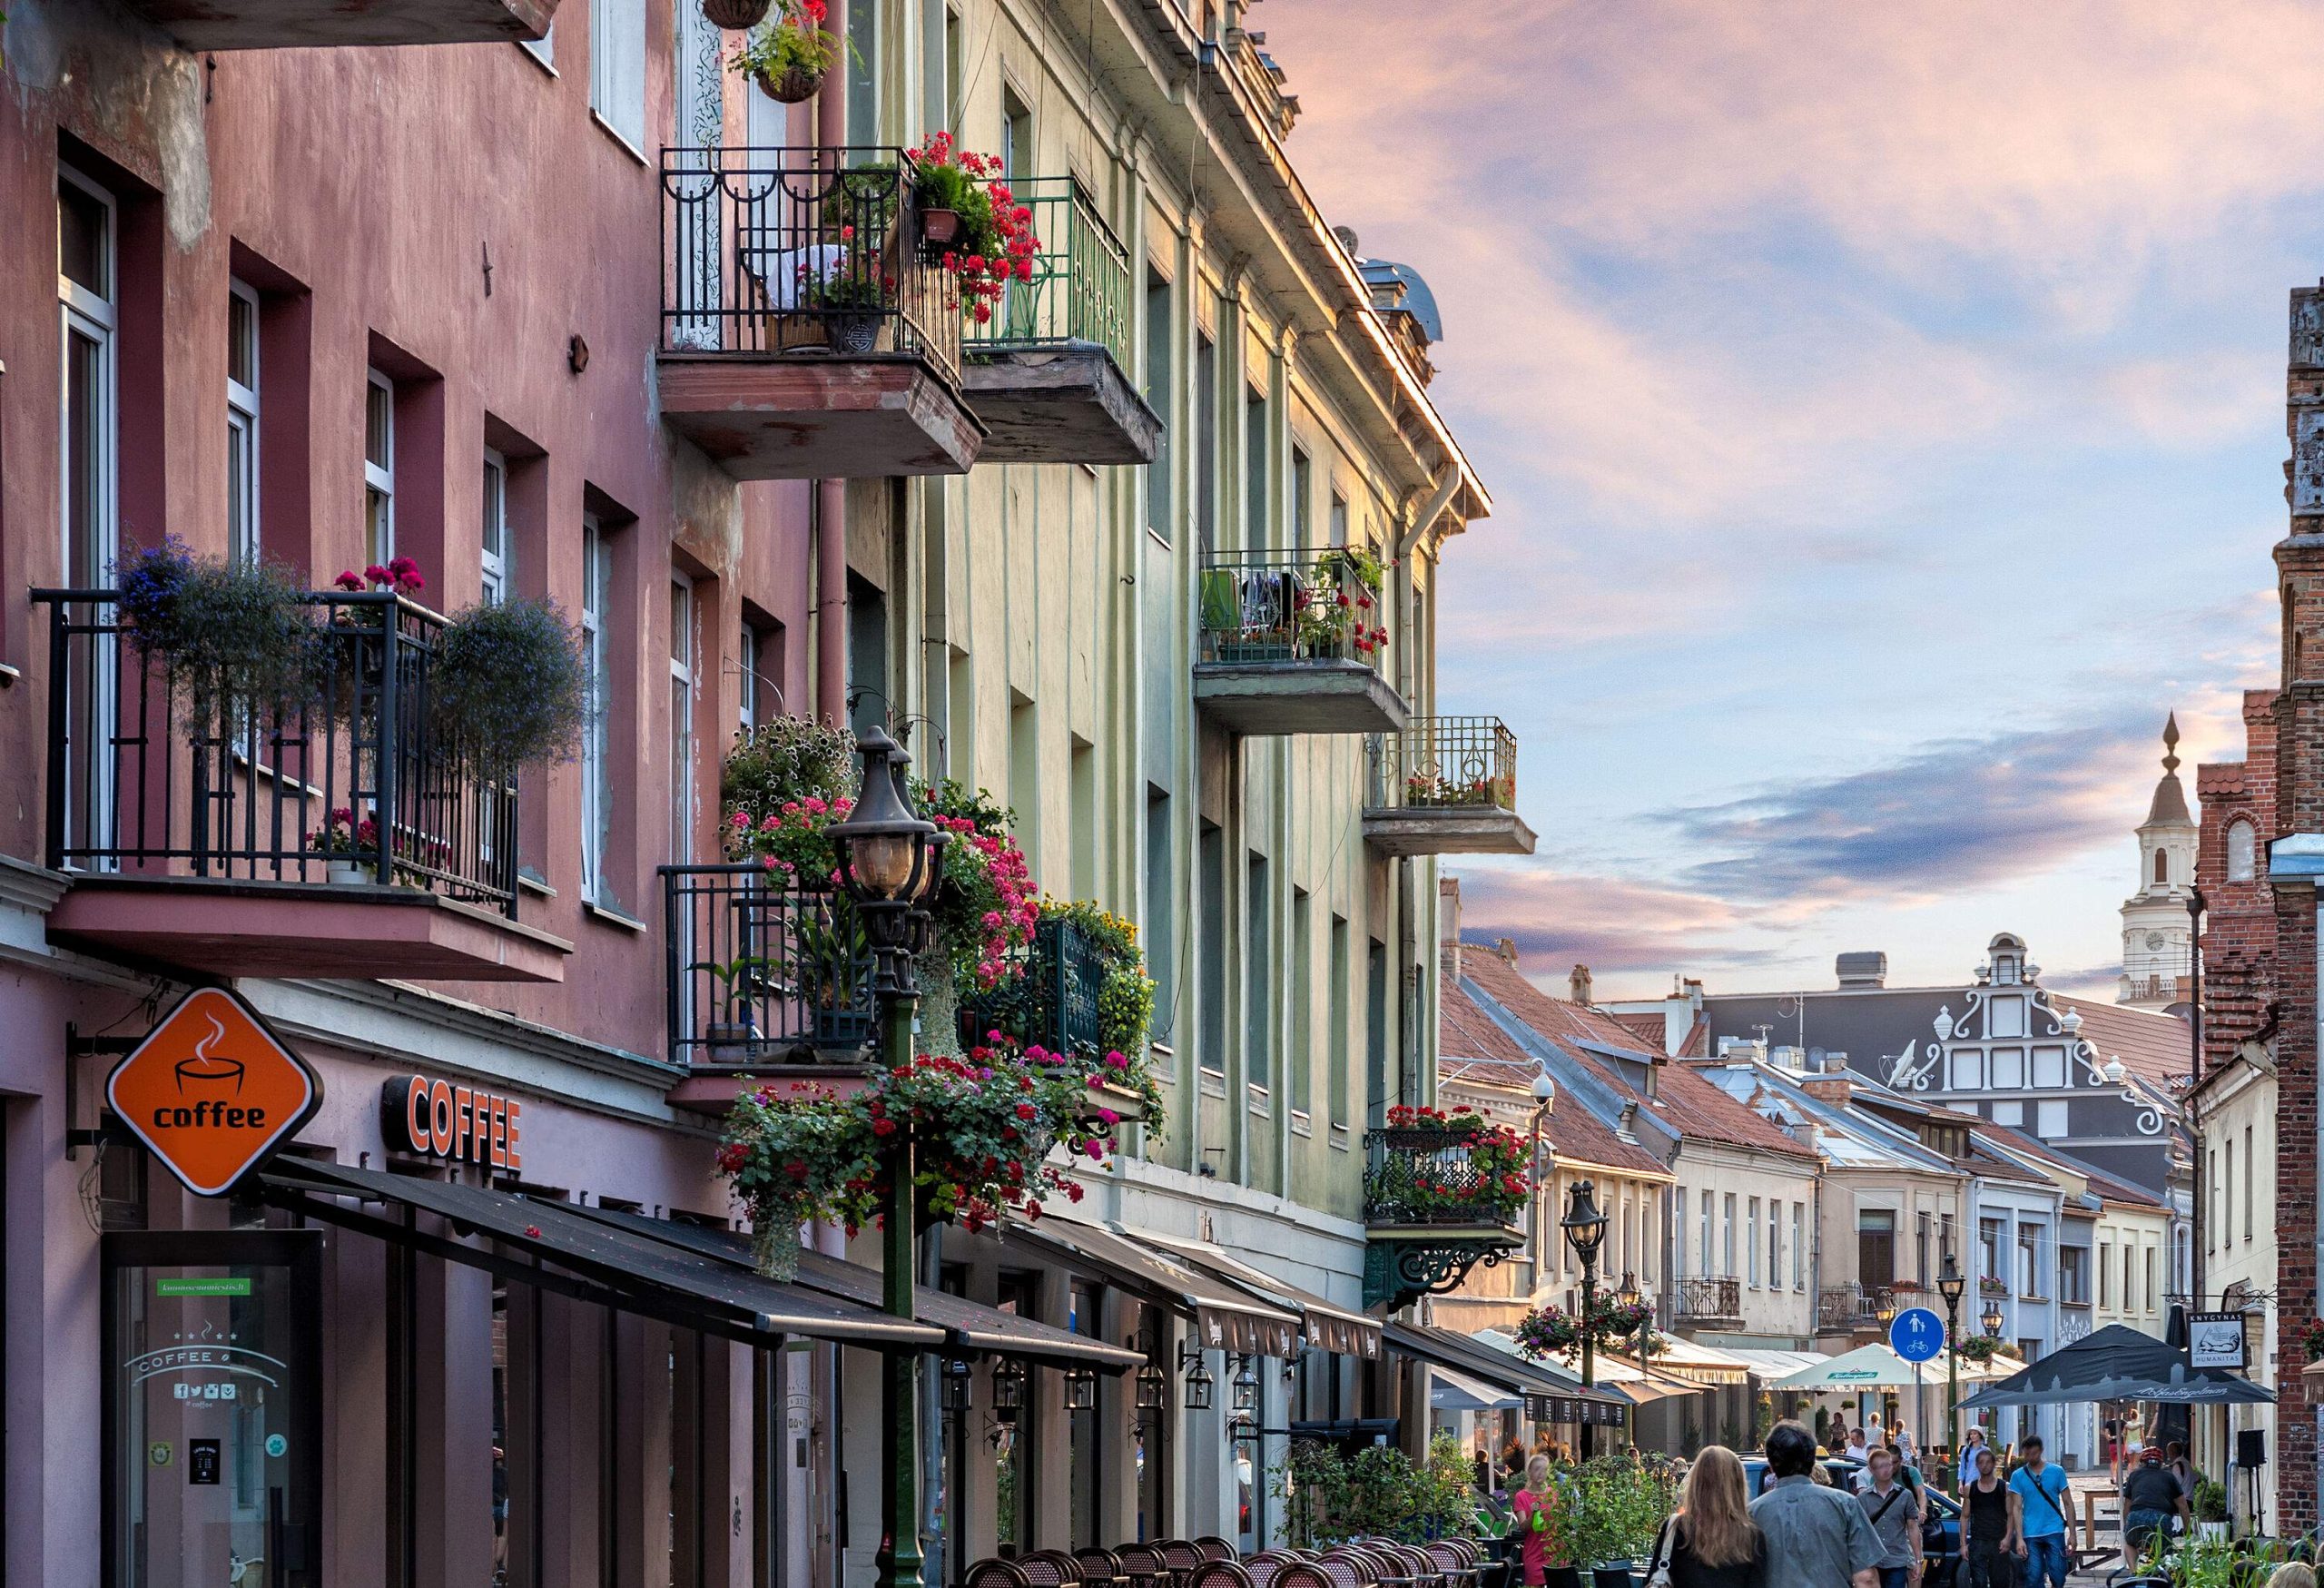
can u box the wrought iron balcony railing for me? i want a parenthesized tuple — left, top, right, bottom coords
(960, 914, 1104, 1058)
(1197, 548, 1389, 671)
(1817, 1282, 1899, 1331)
(960, 176, 1131, 367)
(660, 146, 962, 386)
(661, 864, 876, 1068)
(1371, 716, 1517, 812)
(1673, 1276, 1743, 1322)
(38, 589, 517, 912)
(1362, 1128, 1523, 1230)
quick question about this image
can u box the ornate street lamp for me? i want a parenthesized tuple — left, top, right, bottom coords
(1561, 1179, 1610, 1458)
(1064, 1365, 1097, 1411)
(1981, 1297, 2004, 1341)
(829, 727, 947, 1588)
(1179, 1343, 1216, 1412)
(1936, 1253, 1966, 1486)
(940, 1356, 973, 1416)
(991, 1356, 1028, 1420)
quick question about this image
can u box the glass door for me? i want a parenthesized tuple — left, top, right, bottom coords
(105, 1230, 323, 1588)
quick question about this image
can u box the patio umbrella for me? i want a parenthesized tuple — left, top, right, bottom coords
(1958, 1323, 2273, 1409)
(1768, 1344, 1931, 1391)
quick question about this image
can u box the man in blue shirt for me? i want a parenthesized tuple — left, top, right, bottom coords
(2008, 1435, 2072, 1588)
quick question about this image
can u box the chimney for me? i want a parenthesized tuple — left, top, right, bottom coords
(1836, 952, 1888, 990)
(1614, 1100, 1639, 1143)
(1496, 937, 1519, 966)
(1438, 875, 1462, 978)
(1569, 964, 1594, 1005)
(1801, 1075, 1853, 1108)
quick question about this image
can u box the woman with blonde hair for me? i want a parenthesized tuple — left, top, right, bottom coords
(1509, 1452, 1561, 1588)
(1643, 1445, 1768, 1587)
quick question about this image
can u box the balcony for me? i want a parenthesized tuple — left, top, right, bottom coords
(960, 914, 1148, 1124)
(35, 591, 567, 983)
(1360, 1126, 1524, 1310)
(959, 178, 1161, 465)
(121, 0, 555, 49)
(1817, 1282, 1906, 1334)
(660, 863, 877, 1116)
(1672, 1276, 1744, 1328)
(1193, 550, 1409, 735)
(1364, 716, 1536, 855)
(657, 148, 982, 480)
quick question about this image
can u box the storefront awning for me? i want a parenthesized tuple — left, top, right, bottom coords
(1002, 1215, 1303, 1356)
(1431, 1365, 1521, 1412)
(1137, 1231, 1383, 1360)
(1383, 1321, 1630, 1410)
(564, 1203, 1142, 1372)
(261, 1159, 941, 1350)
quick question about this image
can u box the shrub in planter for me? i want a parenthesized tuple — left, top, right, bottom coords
(116, 538, 317, 725)
(431, 596, 589, 782)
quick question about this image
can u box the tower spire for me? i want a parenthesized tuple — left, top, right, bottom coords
(2162, 711, 2181, 775)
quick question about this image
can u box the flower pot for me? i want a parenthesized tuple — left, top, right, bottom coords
(753, 1216, 803, 1280)
(1541, 1570, 1583, 1588)
(753, 63, 826, 104)
(921, 207, 963, 252)
(702, 0, 771, 25)
(827, 312, 881, 355)
(704, 1021, 760, 1066)
(326, 859, 377, 887)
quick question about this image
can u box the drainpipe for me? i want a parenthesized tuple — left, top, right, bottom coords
(815, 0, 851, 725)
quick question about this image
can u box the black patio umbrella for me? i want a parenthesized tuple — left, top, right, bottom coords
(1959, 1323, 2273, 1409)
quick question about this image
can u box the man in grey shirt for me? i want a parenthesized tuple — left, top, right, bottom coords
(1856, 1446, 1923, 1588)
(1750, 1421, 1883, 1588)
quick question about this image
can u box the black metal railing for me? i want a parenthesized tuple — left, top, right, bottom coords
(661, 863, 877, 1068)
(38, 589, 516, 912)
(1196, 548, 1388, 671)
(960, 176, 1131, 366)
(960, 914, 1104, 1057)
(1361, 1128, 1520, 1228)
(660, 146, 962, 385)
(1817, 1282, 1897, 1331)
(1674, 1277, 1743, 1321)
(1370, 715, 1517, 812)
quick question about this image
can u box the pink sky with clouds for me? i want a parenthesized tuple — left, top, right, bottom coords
(1263, 0, 2324, 999)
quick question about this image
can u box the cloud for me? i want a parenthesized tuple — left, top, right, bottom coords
(1659, 716, 2158, 906)
(1448, 867, 1782, 981)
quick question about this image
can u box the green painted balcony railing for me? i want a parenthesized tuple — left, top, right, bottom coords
(960, 915, 1105, 1058)
(1196, 548, 1389, 672)
(1370, 715, 1518, 813)
(960, 176, 1131, 369)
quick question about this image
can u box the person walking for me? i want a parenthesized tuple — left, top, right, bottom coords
(2006, 1435, 2071, 1588)
(2165, 1439, 2198, 1496)
(2104, 1410, 2123, 1486)
(1894, 1425, 1918, 1470)
(1856, 1446, 1923, 1588)
(1956, 1426, 1988, 1491)
(1960, 1445, 2021, 1588)
(1748, 1421, 1883, 1588)
(1846, 1426, 1870, 1463)
(2120, 1444, 2191, 1570)
(1641, 1445, 1769, 1588)
(1511, 1453, 1561, 1588)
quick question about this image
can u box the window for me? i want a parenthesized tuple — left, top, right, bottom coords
(1145, 271, 1174, 538)
(1198, 823, 1226, 1078)
(365, 370, 395, 564)
(2100, 1241, 2112, 1308)
(60, 168, 119, 866)
(1196, 328, 1217, 550)
(1146, 787, 1177, 1049)
(1722, 1193, 1737, 1277)
(1671, 1190, 1687, 1277)
(2061, 1245, 2088, 1305)
(1992, 1100, 2024, 1127)
(669, 577, 696, 863)
(2245, 1124, 2255, 1241)
(2035, 1099, 2068, 1139)
(1792, 1203, 1806, 1289)
(1364, 940, 1387, 1126)
(1978, 1218, 2004, 1287)
(2225, 1138, 2234, 1250)
(1329, 492, 1348, 548)
(848, 0, 885, 146)
(1291, 446, 1312, 548)
(589, 0, 646, 153)
(1327, 914, 1349, 1127)
(738, 626, 760, 734)
(1746, 1198, 1760, 1287)
(2228, 820, 2258, 883)
(2154, 848, 2170, 885)
(1244, 386, 1269, 551)
(1290, 888, 1313, 1117)
(2143, 1248, 2156, 1313)
(227, 281, 261, 564)
(480, 450, 509, 605)
(1246, 853, 1273, 1100)
(2123, 1243, 2136, 1310)
(1857, 1209, 1895, 1290)
(2016, 1224, 2042, 1297)
(1699, 1190, 1711, 1277)
(943, 6, 962, 129)
(580, 515, 613, 902)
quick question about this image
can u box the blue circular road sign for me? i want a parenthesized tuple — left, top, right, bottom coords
(1890, 1307, 1945, 1363)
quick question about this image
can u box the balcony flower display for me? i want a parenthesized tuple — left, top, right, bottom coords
(431, 596, 590, 783)
(905, 131, 1039, 325)
(1366, 1104, 1532, 1225)
(792, 233, 894, 353)
(963, 897, 1163, 1127)
(726, 0, 842, 102)
(331, 557, 426, 597)
(115, 538, 317, 724)
(1978, 1275, 2010, 1297)
(1292, 547, 1388, 661)
(714, 1033, 1118, 1275)
(1403, 771, 1506, 808)
(1512, 1297, 1659, 1359)
(1953, 1335, 2004, 1366)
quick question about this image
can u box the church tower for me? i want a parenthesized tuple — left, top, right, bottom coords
(2119, 714, 2198, 1009)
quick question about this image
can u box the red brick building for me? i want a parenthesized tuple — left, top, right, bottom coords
(2197, 690, 2280, 1075)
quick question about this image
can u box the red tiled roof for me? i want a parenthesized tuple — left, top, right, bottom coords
(1457, 949, 1820, 1163)
(1439, 973, 1669, 1177)
(2054, 997, 2194, 1090)
(1606, 1011, 1667, 1047)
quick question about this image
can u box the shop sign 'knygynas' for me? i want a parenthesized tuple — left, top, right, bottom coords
(106, 988, 324, 1198)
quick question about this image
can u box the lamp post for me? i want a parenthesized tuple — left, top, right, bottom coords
(1936, 1252, 1966, 1488)
(831, 728, 945, 1588)
(1561, 1179, 1609, 1458)
(1529, 1069, 1556, 1276)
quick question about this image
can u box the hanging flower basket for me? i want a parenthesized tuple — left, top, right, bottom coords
(753, 63, 825, 103)
(729, 0, 838, 103)
(703, 0, 773, 27)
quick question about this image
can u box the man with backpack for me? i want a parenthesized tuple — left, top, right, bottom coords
(2007, 1435, 2071, 1588)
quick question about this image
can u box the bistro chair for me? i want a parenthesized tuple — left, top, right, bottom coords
(1075, 1548, 1124, 1583)
(1187, 1563, 1254, 1588)
(1115, 1544, 1168, 1586)
(965, 1562, 1036, 1588)
(1159, 1541, 1206, 1581)
(1340, 1545, 1410, 1587)
(1193, 1538, 1238, 1563)
(1272, 1567, 1335, 1588)
(1384, 1544, 1443, 1588)
(1243, 1561, 1293, 1588)
(1423, 1542, 1476, 1588)
(1315, 1549, 1384, 1587)
(1019, 1551, 1085, 1588)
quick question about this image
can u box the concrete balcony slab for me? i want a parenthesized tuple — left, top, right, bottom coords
(658, 355, 981, 480)
(1362, 806, 1538, 857)
(1192, 661, 1410, 735)
(666, 1063, 876, 1118)
(47, 876, 568, 982)
(962, 344, 1163, 465)
(125, 0, 556, 49)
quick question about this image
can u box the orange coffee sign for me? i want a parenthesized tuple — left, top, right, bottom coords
(108, 988, 323, 1198)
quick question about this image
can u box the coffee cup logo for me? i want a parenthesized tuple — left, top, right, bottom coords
(174, 1013, 247, 1098)
(108, 989, 321, 1198)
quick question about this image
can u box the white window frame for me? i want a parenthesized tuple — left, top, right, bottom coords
(1792, 1203, 1806, 1289)
(738, 625, 759, 735)
(669, 573, 696, 865)
(365, 369, 395, 565)
(590, 0, 647, 158)
(59, 165, 120, 871)
(1746, 1198, 1760, 1288)
(580, 514, 611, 903)
(226, 279, 261, 566)
(480, 449, 509, 606)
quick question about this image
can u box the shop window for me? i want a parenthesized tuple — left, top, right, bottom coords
(227, 280, 261, 565)
(1068, 1281, 1102, 1549)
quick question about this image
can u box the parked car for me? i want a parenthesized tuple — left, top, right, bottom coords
(1738, 1455, 1962, 1588)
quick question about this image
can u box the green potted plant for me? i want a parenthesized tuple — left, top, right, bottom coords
(690, 952, 785, 1063)
(791, 237, 891, 354)
(430, 596, 589, 784)
(116, 538, 317, 734)
(307, 807, 382, 887)
(725, 0, 840, 102)
(902, 132, 1039, 326)
(724, 715, 858, 821)
(2192, 1475, 2229, 1541)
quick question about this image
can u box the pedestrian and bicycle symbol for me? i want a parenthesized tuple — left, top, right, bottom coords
(1890, 1307, 1946, 1363)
